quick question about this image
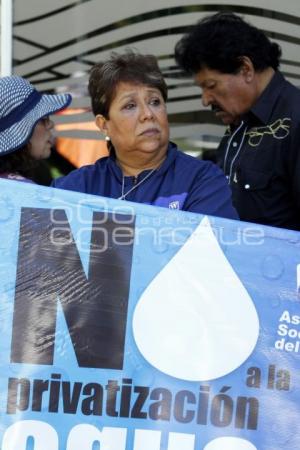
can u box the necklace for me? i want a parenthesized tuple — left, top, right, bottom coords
(118, 168, 156, 200)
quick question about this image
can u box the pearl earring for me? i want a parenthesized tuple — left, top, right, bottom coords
(105, 135, 110, 141)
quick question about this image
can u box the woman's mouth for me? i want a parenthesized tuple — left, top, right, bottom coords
(140, 128, 159, 136)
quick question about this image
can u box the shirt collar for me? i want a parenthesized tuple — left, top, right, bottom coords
(106, 142, 178, 180)
(243, 71, 285, 125)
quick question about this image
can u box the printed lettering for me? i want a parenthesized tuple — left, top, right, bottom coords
(11, 207, 135, 369)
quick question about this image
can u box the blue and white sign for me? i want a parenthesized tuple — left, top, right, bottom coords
(0, 179, 299, 450)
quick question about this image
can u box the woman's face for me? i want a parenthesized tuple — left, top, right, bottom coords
(28, 117, 54, 159)
(97, 82, 169, 166)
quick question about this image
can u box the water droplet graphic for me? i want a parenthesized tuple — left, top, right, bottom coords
(262, 255, 284, 280)
(0, 196, 14, 222)
(204, 437, 257, 450)
(154, 241, 169, 254)
(35, 186, 55, 203)
(133, 217, 259, 381)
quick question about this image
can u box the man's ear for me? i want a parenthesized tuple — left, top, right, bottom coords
(95, 114, 108, 135)
(239, 56, 255, 83)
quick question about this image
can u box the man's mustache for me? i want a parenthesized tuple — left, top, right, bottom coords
(211, 104, 223, 113)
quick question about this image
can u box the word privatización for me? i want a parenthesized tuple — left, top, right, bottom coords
(7, 375, 258, 430)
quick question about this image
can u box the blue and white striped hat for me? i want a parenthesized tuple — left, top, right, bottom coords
(0, 76, 72, 155)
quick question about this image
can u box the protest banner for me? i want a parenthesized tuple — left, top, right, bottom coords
(0, 179, 299, 450)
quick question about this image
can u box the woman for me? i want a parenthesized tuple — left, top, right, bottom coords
(0, 76, 71, 183)
(53, 52, 237, 219)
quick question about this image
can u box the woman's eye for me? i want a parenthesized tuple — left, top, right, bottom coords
(40, 116, 50, 125)
(149, 97, 161, 106)
(123, 102, 135, 110)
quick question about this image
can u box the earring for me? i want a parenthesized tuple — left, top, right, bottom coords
(105, 135, 110, 141)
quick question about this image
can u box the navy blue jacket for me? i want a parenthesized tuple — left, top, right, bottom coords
(52, 143, 238, 220)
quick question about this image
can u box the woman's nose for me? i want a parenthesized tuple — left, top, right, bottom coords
(140, 104, 153, 120)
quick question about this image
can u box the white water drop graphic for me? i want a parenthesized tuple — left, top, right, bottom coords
(133, 217, 259, 381)
(204, 437, 257, 450)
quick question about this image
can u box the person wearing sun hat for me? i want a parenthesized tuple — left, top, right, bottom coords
(0, 76, 72, 183)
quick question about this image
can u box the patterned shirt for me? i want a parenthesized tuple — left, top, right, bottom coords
(219, 71, 300, 230)
(0, 172, 34, 183)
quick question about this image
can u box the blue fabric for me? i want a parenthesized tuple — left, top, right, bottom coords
(1, 178, 299, 449)
(52, 142, 238, 220)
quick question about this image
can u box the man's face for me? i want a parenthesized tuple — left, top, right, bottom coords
(195, 66, 255, 125)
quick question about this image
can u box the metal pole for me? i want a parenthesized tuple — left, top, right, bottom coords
(1, 0, 13, 76)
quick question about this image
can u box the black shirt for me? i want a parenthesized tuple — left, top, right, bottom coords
(219, 71, 300, 231)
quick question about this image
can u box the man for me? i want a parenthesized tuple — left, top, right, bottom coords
(175, 12, 300, 231)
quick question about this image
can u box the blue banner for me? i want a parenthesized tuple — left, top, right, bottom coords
(0, 179, 299, 450)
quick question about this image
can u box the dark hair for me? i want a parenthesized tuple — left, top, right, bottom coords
(0, 144, 38, 178)
(175, 12, 281, 74)
(88, 51, 168, 118)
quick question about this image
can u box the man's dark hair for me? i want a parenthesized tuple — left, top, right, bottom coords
(175, 12, 281, 74)
(88, 50, 168, 118)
